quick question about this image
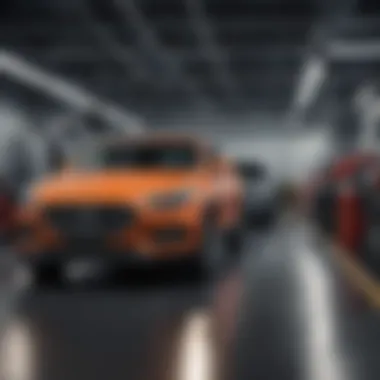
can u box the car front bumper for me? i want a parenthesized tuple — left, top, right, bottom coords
(17, 246, 200, 269)
(15, 204, 209, 259)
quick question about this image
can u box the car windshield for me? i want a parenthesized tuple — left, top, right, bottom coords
(80, 143, 198, 169)
(238, 162, 267, 180)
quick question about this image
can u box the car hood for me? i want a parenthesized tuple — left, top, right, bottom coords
(31, 170, 199, 205)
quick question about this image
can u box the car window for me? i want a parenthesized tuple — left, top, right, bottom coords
(82, 143, 199, 169)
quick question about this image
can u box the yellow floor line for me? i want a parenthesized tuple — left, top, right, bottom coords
(332, 244, 380, 308)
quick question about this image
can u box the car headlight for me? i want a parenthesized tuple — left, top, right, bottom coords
(149, 190, 193, 210)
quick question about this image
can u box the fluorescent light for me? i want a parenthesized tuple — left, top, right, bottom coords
(294, 57, 327, 111)
(328, 40, 380, 61)
(0, 50, 144, 133)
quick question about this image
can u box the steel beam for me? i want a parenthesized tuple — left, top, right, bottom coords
(0, 51, 144, 133)
(185, 0, 238, 95)
(113, 0, 211, 108)
(83, 3, 148, 82)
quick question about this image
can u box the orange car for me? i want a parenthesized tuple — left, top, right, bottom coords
(15, 134, 245, 283)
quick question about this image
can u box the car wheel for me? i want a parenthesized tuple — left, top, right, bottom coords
(199, 218, 226, 278)
(248, 209, 275, 229)
(226, 223, 245, 255)
(31, 262, 63, 290)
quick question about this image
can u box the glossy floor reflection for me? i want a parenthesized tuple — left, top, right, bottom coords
(233, 216, 380, 380)
(1, 280, 211, 380)
(0, 230, 267, 380)
(3, 217, 380, 380)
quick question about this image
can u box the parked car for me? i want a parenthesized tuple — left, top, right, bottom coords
(0, 178, 17, 244)
(307, 152, 379, 236)
(322, 156, 380, 277)
(237, 160, 278, 226)
(14, 134, 245, 286)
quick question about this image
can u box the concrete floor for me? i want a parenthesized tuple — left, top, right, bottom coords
(0, 216, 380, 380)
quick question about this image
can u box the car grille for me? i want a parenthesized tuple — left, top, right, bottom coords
(44, 206, 134, 237)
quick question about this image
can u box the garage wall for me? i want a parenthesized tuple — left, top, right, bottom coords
(158, 114, 333, 184)
(212, 128, 333, 184)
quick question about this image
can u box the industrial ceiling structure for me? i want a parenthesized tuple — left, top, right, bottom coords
(0, 0, 380, 126)
(302, 9, 380, 146)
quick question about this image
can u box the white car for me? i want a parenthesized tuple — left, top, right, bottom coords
(237, 160, 278, 225)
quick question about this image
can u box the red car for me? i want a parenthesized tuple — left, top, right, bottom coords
(308, 152, 380, 236)
(0, 179, 17, 244)
(307, 152, 380, 279)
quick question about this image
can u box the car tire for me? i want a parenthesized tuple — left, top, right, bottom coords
(226, 223, 245, 256)
(247, 209, 275, 229)
(199, 217, 227, 278)
(31, 262, 63, 290)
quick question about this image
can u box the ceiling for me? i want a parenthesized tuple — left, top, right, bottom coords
(0, 0, 378, 124)
(306, 10, 380, 138)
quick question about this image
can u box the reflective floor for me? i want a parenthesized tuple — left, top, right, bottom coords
(1, 216, 380, 380)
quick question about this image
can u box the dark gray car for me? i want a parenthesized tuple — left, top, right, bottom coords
(237, 160, 278, 226)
